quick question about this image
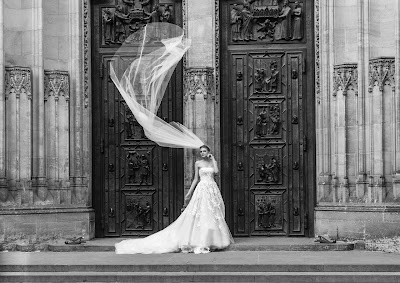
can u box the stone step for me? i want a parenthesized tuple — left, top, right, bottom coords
(44, 237, 355, 252)
(2, 263, 400, 273)
(2, 271, 400, 283)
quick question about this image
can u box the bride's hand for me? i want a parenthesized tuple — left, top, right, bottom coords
(208, 153, 215, 160)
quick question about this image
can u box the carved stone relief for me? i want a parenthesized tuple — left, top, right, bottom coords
(333, 64, 358, 96)
(255, 193, 282, 230)
(255, 104, 281, 138)
(101, 1, 175, 45)
(185, 67, 214, 100)
(230, 0, 303, 43)
(125, 194, 153, 230)
(255, 149, 282, 184)
(5, 66, 32, 100)
(125, 106, 146, 140)
(368, 58, 395, 92)
(125, 149, 152, 189)
(44, 71, 70, 102)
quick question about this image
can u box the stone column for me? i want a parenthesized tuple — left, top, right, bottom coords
(183, 0, 217, 193)
(69, 0, 88, 205)
(316, 0, 334, 203)
(393, 0, 400, 198)
(0, 0, 7, 201)
(356, 0, 368, 200)
(31, 0, 48, 203)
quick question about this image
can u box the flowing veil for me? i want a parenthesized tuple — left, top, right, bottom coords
(110, 22, 204, 149)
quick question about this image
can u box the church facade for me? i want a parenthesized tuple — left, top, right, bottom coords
(1, 0, 399, 247)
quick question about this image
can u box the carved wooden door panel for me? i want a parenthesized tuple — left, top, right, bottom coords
(220, 0, 315, 237)
(92, 0, 184, 237)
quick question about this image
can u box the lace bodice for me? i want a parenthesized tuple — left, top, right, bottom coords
(199, 167, 215, 182)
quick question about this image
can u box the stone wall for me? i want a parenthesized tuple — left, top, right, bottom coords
(183, 0, 219, 191)
(0, 0, 93, 246)
(316, 0, 400, 239)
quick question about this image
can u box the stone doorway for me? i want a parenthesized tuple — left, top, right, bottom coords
(219, 0, 316, 236)
(91, 0, 184, 237)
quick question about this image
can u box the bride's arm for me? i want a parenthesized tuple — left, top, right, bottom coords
(210, 155, 219, 174)
(185, 161, 200, 202)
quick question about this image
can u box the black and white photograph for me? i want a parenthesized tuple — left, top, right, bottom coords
(1, 0, 400, 282)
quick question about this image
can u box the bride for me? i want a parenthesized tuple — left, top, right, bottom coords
(115, 145, 234, 254)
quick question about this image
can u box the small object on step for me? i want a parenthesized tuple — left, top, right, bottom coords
(65, 236, 86, 245)
(314, 235, 336, 244)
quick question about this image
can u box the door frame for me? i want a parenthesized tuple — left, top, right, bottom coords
(218, 0, 316, 237)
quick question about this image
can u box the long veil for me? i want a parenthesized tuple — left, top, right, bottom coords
(110, 22, 204, 149)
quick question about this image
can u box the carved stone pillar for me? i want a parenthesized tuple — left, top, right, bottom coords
(0, 0, 7, 201)
(184, 67, 215, 189)
(4, 67, 33, 206)
(43, 71, 70, 205)
(333, 64, 357, 203)
(368, 58, 394, 203)
(316, 0, 334, 203)
(31, 0, 48, 204)
(393, 0, 400, 199)
(183, 0, 218, 193)
(69, 0, 88, 206)
(356, 0, 369, 199)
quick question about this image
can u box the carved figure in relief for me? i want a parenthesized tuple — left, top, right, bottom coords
(122, 0, 135, 11)
(254, 68, 264, 91)
(265, 61, 279, 92)
(114, 5, 130, 43)
(139, 155, 150, 185)
(257, 19, 276, 40)
(140, 0, 151, 13)
(162, 5, 172, 23)
(145, 4, 162, 41)
(291, 2, 303, 40)
(127, 199, 151, 229)
(231, 4, 243, 41)
(265, 157, 279, 182)
(241, 1, 256, 41)
(274, 0, 292, 40)
(127, 152, 140, 183)
(268, 105, 280, 134)
(125, 110, 145, 139)
(103, 8, 114, 45)
(256, 107, 269, 136)
(257, 199, 276, 228)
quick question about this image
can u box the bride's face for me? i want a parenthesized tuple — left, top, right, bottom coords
(200, 148, 209, 158)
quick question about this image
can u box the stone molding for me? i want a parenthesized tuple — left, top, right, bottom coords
(44, 71, 70, 102)
(185, 67, 215, 100)
(314, 0, 320, 104)
(333, 63, 358, 96)
(215, 0, 220, 104)
(83, 0, 90, 108)
(368, 57, 395, 92)
(5, 66, 32, 100)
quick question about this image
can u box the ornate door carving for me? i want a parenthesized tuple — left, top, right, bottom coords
(221, 0, 315, 236)
(92, 0, 184, 237)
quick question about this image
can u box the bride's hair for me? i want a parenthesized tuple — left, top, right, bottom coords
(200, 145, 211, 152)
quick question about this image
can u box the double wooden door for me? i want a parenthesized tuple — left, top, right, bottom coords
(220, 0, 315, 236)
(92, 0, 184, 237)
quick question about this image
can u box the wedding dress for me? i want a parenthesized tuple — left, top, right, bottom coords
(115, 167, 234, 254)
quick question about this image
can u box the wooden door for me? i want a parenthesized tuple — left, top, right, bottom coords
(220, 0, 315, 236)
(92, 0, 184, 237)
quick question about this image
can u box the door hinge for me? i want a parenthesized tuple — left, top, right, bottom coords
(100, 62, 104, 78)
(304, 213, 309, 229)
(303, 135, 307, 152)
(302, 56, 306, 73)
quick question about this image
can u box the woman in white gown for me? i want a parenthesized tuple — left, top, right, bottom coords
(115, 145, 234, 254)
